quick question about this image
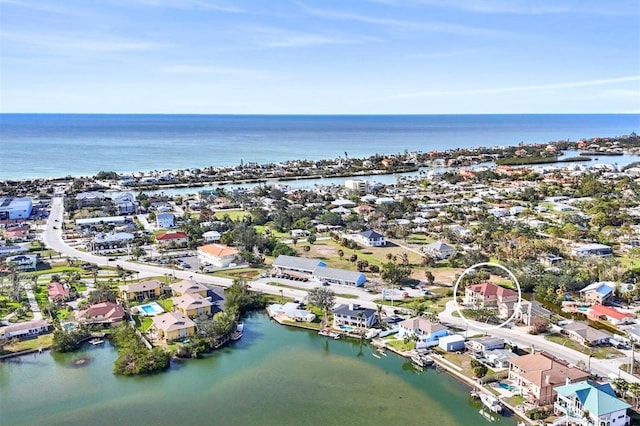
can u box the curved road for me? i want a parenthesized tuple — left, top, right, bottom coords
(43, 196, 638, 383)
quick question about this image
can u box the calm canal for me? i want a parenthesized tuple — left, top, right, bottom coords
(1, 313, 516, 425)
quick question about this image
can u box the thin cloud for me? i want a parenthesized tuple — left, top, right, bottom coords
(244, 26, 382, 48)
(161, 65, 270, 77)
(3, 31, 166, 52)
(121, 0, 245, 13)
(298, 3, 519, 37)
(390, 76, 640, 99)
(412, 0, 639, 16)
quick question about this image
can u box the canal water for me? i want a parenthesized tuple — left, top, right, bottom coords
(1, 313, 516, 426)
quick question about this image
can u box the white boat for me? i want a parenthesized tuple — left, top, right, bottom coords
(411, 354, 434, 367)
(230, 323, 244, 341)
(318, 329, 341, 339)
(479, 393, 503, 414)
(89, 338, 104, 345)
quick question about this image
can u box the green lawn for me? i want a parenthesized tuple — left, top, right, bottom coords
(0, 297, 22, 318)
(214, 210, 248, 221)
(133, 316, 153, 332)
(386, 338, 415, 352)
(0, 334, 53, 354)
(211, 268, 266, 280)
(156, 299, 173, 312)
(34, 266, 84, 276)
(545, 334, 624, 359)
(266, 282, 359, 299)
(405, 234, 436, 245)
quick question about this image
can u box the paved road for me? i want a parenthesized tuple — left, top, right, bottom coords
(42, 196, 640, 384)
(439, 300, 639, 384)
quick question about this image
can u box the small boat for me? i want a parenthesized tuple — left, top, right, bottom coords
(89, 338, 104, 345)
(479, 409, 497, 422)
(479, 393, 503, 414)
(318, 329, 341, 339)
(230, 323, 244, 341)
(411, 354, 434, 367)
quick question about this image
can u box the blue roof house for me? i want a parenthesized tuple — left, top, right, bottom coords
(553, 380, 630, 426)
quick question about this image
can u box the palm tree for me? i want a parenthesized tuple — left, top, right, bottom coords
(628, 382, 640, 409)
(613, 378, 630, 399)
(337, 249, 344, 259)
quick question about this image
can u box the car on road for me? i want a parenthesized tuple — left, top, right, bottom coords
(53, 226, 58, 229)
(107, 257, 116, 261)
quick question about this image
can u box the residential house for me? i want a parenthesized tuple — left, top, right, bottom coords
(538, 254, 563, 266)
(485, 349, 519, 369)
(422, 241, 457, 260)
(345, 179, 368, 195)
(150, 312, 196, 343)
(75, 302, 126, 325)
(120, 279, 164, 302)
(508, 352, 590, 405)
(571, 243, 613, 258)
(202, 230, 221, 243)
(468, 337, 505, 354)
(332, 304, 377, 329)
(171, 279, 208, 297)
(355, 230, 386, 247)
(113, 193, 137, 214)
(438, 334, 465, 352)
(92, 232, 134, 250)
(171, 293, 213, 318)
(587, 304, 635, 326)
(554, 380, 630, 426)
(47, 281, 69, 302)
(197, 243, 239, 268)
(75, 191, 106, 207)
(562, 321, 611, 346)
(5, 254, 37, 271)
(579, 281, 616, 305)
(398, 317, 448, 349)
(464, 282, 518, 309)
(156, 213, 175, 228)
(155, 231, 189, 248)
(266, 302, 316, 322)
(0, 319, 51, 341)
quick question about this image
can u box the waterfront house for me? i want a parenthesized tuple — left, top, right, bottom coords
(155, 231, 189, 248)
(171, 279, 208, 297)
(579, 281, 616, 305)
(156, 213, 175, 228)
(438, 334, 465, 352)
(149, 312, 196, 343)
(75, 302, 126, 326)
(587, 304, 635, 326)
(113, 193, 137, 215)
(554, 380, 631, 426)
(398, 317, 448, 348)
(120, 279, 164, 302)
(355, 230, 386, 247)
(266, 302, 316, 322)
(562, 321, 611, 346)
(75, 191, 106, 207)
(171, 293, 213, 318)
(422, 241, 457, 260)
(508, 352, 590, 405)
(0, 319, 51, 341)
(485, 349, 519, 369)
(47, 281, 69, 302)
(197, 243, 239, 268)
(464, 282, 518, 309)
(313, 267, 367, 287)
(332, 304, 377, 329)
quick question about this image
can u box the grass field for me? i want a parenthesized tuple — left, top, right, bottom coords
(545, 333, 624, 359)
(214, 210, 249, 221)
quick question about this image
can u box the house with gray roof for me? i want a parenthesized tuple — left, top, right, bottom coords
(422, 240, 457, 259)
(562, 321, 611, 346)
(355, 230, 386, 247)
(0, 319, 51, 340)
(333, 304, 377, 329)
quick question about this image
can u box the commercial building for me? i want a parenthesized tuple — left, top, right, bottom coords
(0, 198, 33, 220)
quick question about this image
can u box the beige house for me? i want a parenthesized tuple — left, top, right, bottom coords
(197, 243, 239, 268)
(508, 352, 589, 405)
(464, 282, 518, 309)
(171, 293, 213, 318)
(171, 279, 208, 297)
(150, 312, 196, 343)
(120, 280, 164, 302)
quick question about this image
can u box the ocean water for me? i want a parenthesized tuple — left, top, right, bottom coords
(0, 114, 638, 180)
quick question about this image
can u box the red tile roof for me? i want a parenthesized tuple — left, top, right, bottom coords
(588, 304, 634, 321)
(156, 231, 188, 240)
(47, 281, 69, 299)
(467, 282, 517, 298)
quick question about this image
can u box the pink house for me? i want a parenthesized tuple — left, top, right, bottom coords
(47, 281, 69, 302)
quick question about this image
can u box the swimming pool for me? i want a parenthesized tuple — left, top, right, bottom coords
(577, 306, 588, 312)
(338, 325, 354, 331)
(137, 302, 164, 316)
(499, 382, 517, 392)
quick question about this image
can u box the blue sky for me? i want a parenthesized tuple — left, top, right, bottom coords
(1, 0, 639, 113)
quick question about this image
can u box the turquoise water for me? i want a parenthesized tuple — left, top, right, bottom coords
(1, 313, 516, 426)
(1, 114, 637, 179)
(139, 302, 164, 315)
